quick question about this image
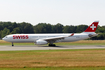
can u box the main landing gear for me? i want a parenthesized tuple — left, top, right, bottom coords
(48, 44, 56, 46)
(12, 42, 14, 46)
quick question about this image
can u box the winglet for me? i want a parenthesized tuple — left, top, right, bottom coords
(84, 21, 99, 32)
(71, 33, 74, 36)
(68, 33, 74, 37)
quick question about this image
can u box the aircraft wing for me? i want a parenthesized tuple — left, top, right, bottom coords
(39, 33, 74, 43)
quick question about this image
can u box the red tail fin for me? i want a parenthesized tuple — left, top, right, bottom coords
(84, 21, 99, 32)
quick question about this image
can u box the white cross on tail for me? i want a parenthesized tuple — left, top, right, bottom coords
(90, 24, 96, 30)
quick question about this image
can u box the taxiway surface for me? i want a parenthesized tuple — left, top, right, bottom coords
(0, 45, 105, 51)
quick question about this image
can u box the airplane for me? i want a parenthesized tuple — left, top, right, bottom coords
(2, 21, 99, 46)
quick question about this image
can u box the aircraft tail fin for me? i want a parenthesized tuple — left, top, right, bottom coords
(84, 21, 99, 32)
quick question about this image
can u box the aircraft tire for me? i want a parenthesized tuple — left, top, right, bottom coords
(49, 44, 56, 46)
(12, 42, 14, 46)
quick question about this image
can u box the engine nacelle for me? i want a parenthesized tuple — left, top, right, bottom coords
(35, 40, 48, 45)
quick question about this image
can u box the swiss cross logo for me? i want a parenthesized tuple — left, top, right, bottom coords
(84, 21, 99, 32)
(90, 24, 96, 30)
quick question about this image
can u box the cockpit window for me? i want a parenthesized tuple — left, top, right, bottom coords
(5, 36, 7, 38)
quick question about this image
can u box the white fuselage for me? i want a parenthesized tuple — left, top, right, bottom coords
(2, 21, 99, 46)
(2, 32, 92, 43)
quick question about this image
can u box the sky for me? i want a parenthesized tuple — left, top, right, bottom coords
(0, 0, 105, 26)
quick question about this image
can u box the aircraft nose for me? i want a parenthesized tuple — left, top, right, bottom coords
(2, 37, 6, 41)
(2, 37, 5, 40)
(2, 36, 10, 42)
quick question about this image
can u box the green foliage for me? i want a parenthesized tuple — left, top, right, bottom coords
(19, 22, 34, 33)
(54, 23, 63, 33)
(34, 23, 63, 33)
(0, 31, 2, 38)
(0, 21, 105, 40)
(11, 27, 20, 34)
(0, 24, 3, 31)
(63, 25, 76, 33)
(76, 25, 88, 33)
(34, 23, 52, 33)
(91, 33, 105, 40)
(2, 28, 10, 38)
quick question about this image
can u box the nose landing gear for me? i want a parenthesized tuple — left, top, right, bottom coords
(12, 42, 14, 46)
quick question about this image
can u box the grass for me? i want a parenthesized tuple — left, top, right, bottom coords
(0, 40, 105, 69)
(0, 49, 105, 68)
(0, 40, 35, 45)
(56, 40, 105, 45)
(1, 67, 105, 70)
(0, 40, 105, 46)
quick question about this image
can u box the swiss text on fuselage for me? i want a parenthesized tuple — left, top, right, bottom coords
(13, 35, 29, 39)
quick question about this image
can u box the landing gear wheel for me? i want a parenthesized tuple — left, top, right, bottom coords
(49, 44, 56, 46)
(12, 42, 14, 46)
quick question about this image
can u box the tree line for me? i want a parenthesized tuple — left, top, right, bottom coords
(0, 21, 105, 40)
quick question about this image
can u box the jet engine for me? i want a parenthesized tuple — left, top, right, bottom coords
(35, 40, 48, 45)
